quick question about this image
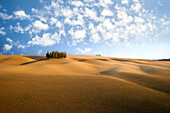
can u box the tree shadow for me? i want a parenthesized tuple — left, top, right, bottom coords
(24, 55, 46, 60)
(95, 58, 108, 61)
(20, 58, 47, 65)
(72, 58, 87, 62)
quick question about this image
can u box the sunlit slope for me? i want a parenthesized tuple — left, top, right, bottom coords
(0, 55, 35, 65)
(0, 55, 170, 113)
(0, 73, 170, 113)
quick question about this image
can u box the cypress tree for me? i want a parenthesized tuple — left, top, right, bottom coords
(55, 51, 59, 58)
(46, 51, 50, 58)
(52, 51, 56, 58)
(50, 52, 52, 58)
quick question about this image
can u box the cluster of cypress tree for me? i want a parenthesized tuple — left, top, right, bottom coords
(46, 51, 67, 59)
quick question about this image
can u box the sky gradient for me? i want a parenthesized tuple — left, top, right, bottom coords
(0, 0, 170, 59)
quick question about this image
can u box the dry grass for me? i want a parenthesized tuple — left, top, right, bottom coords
(0, 55, 170, 113)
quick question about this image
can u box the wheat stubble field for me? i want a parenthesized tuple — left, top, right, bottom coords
(0, 55, 170, 113)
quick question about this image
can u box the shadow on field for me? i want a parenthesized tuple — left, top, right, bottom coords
(20, 59, 47, 65)
(100, 68, 170, 94)
(95, 58, 108, 61)
(111, 58, 145, 65)
(72, 58, 87, 62)
(20, 55, 47, 65)
(24, 55, 46, 60)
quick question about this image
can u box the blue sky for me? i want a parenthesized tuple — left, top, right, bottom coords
(0, 0, 169, 59)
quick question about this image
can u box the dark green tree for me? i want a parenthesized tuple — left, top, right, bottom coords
(55, 51, 59, 58)
(50, 52, 52, 58)
(63, 52, 67, 58)
(52, 51, 56, 58)
(46, 51, 50, 58)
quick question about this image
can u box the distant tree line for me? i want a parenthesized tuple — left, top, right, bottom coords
(46, 51, 67, 59)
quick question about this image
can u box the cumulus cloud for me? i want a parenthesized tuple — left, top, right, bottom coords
(84, 7, 98, 20)
(69, 29, 86, 45)
(51, 33, 61, 44)
(3, 44, 12, 51)
(25, 0, 170, 46)
(1, 0, 169, 49)
(0, 12, 13, 19)
(28, 33, 61, 46)
(90, 33, 101, 43)
(10, 23, 25, 34)
(14, 10, 30, 19)
(33, 20, 49, 30)
(50, 17, 58, 25)
(101, 9, 114, 16)
(98, 0, 113, 8)
(76, 48, 92, 54)
(6, 38, 13, 43)
(71, 1, 84, 7)
(3, 38, 13, 51)
(0, 27, 6, 35)
(18, 44, 25, 49)
(4, 37, 27, 51)
(89, 23, 101, 43)
(122, 0, 129, 5)
(131, 0, 142, 12)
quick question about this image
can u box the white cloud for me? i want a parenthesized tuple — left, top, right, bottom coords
(0, 0, 168, 50)
(117, 8, 128, 19)
(28, 33, 61, 46)
(103, 18, 115, 30)
(50, 17, 57, 25)
(0, 27, 6, 35)
(69, 29, 86, 44)
(5, 37, 27, 50)
(76, 48, 92, 54)
(122, 0, 129, 5)
(71, 1, 84, 7)
(10, 23, 24, 34)
(131, 1, 141, 12)
(0, 12, 13, 19)
(56, 21, 63, 28)
(14, 10, 30, 19)
(90, 33, 101, 43)
(51, 33, 61, 44)
(133, 0, 139, 3)
(101, 9, 114, 16)
(116, 7, 133, 26)
(33, 20, 49, 30)
(135, 16, 145, 24)
(83, 42, 88, 45)
(84, 8, 98, 20)
(61, 8, 73, 17)
(18, 44, 25, 49)
(84, 0, 95, 2)
(6, 38, 13, 43)
(3, 44, 12, 51)
(3, 38, 13, 51)
(65, 14, 84, 26)
(99, 0, 113, 8)
(89, 23, 101, 43)
(28, 33, 54, 46)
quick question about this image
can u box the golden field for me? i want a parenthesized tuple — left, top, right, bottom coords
(0, 55, 170, 113)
